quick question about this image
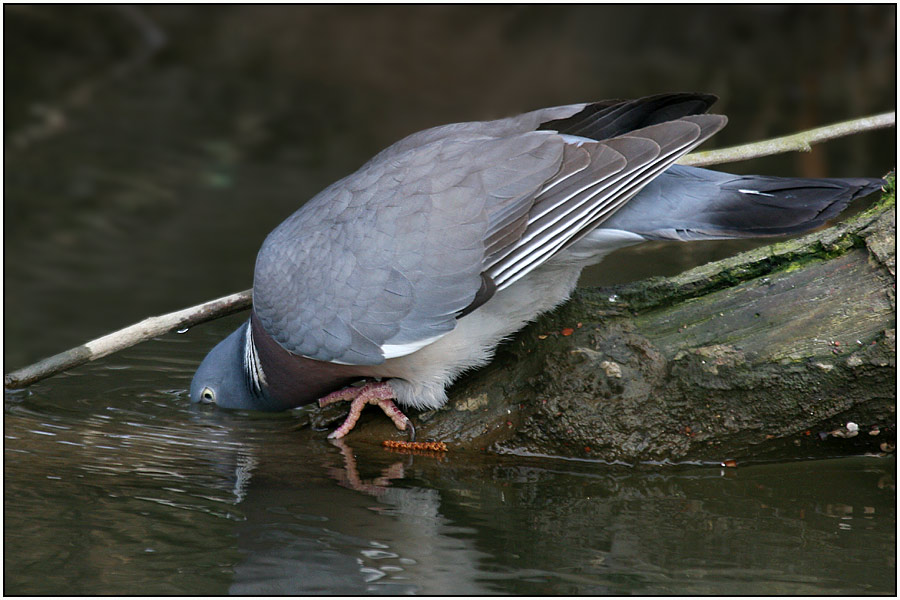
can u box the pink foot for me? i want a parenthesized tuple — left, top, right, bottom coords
(317, 381, 413, 440)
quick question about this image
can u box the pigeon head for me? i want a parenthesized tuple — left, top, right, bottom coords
(191, 315, 363, 412)
(190, 321, 275, 411)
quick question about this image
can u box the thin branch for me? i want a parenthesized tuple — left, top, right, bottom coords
(4, 290, 251, 390)
(5, 111, 894, 390)
(678, 111, 895, 167)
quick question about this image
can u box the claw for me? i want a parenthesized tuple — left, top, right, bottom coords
(319, 381, 412, 439)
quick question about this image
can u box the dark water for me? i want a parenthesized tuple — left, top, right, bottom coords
(4, 5, 896, 595)
(5, 357, 897, 595)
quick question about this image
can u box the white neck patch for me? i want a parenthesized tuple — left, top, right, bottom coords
(243, 322, 267, 395)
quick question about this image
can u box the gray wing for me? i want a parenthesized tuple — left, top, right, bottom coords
(486, 115, 726, 289)
(254, 103, 726, 365)
(253, 132, 562, 364)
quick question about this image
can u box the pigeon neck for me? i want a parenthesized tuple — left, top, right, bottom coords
(250, 312, 360, 408)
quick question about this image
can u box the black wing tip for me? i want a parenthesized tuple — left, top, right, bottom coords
(538, 92, 720, 140)
(593, 92, 719, 112)
(634, 91, 718, 110)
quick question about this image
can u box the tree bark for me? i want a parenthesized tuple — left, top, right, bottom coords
(311, 178, 896, 464)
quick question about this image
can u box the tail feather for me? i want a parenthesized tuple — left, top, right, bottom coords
(599, 165, 884, 242)
(708, 175, 883, 236)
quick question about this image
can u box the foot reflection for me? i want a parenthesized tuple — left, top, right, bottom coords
(327, 438, 409, 496)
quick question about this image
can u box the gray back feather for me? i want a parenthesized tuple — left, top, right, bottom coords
(253, 96, 725, 365)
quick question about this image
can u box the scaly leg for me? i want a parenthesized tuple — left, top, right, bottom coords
(318, 381, 415, 440)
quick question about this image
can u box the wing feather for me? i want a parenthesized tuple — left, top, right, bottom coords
(490, 115, 726, 289)
(253, 95, 725, 364)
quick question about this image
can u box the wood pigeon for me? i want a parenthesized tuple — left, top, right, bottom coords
(190, 93, 882, 439)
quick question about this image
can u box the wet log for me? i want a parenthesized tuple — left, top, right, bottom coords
(312, 177, 896, 463)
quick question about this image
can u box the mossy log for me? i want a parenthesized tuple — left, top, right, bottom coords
(309, 180, 896, 463)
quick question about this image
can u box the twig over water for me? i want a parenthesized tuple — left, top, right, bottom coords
(4, 290, 251, 389)
(678, 112, 895, 167)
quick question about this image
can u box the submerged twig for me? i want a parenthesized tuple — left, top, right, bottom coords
(4, 111, 894, 389)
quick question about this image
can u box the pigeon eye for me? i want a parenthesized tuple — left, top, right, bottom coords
(200, 387, 216, 403)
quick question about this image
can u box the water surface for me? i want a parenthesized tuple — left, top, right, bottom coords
(5, 359, 896, 594)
